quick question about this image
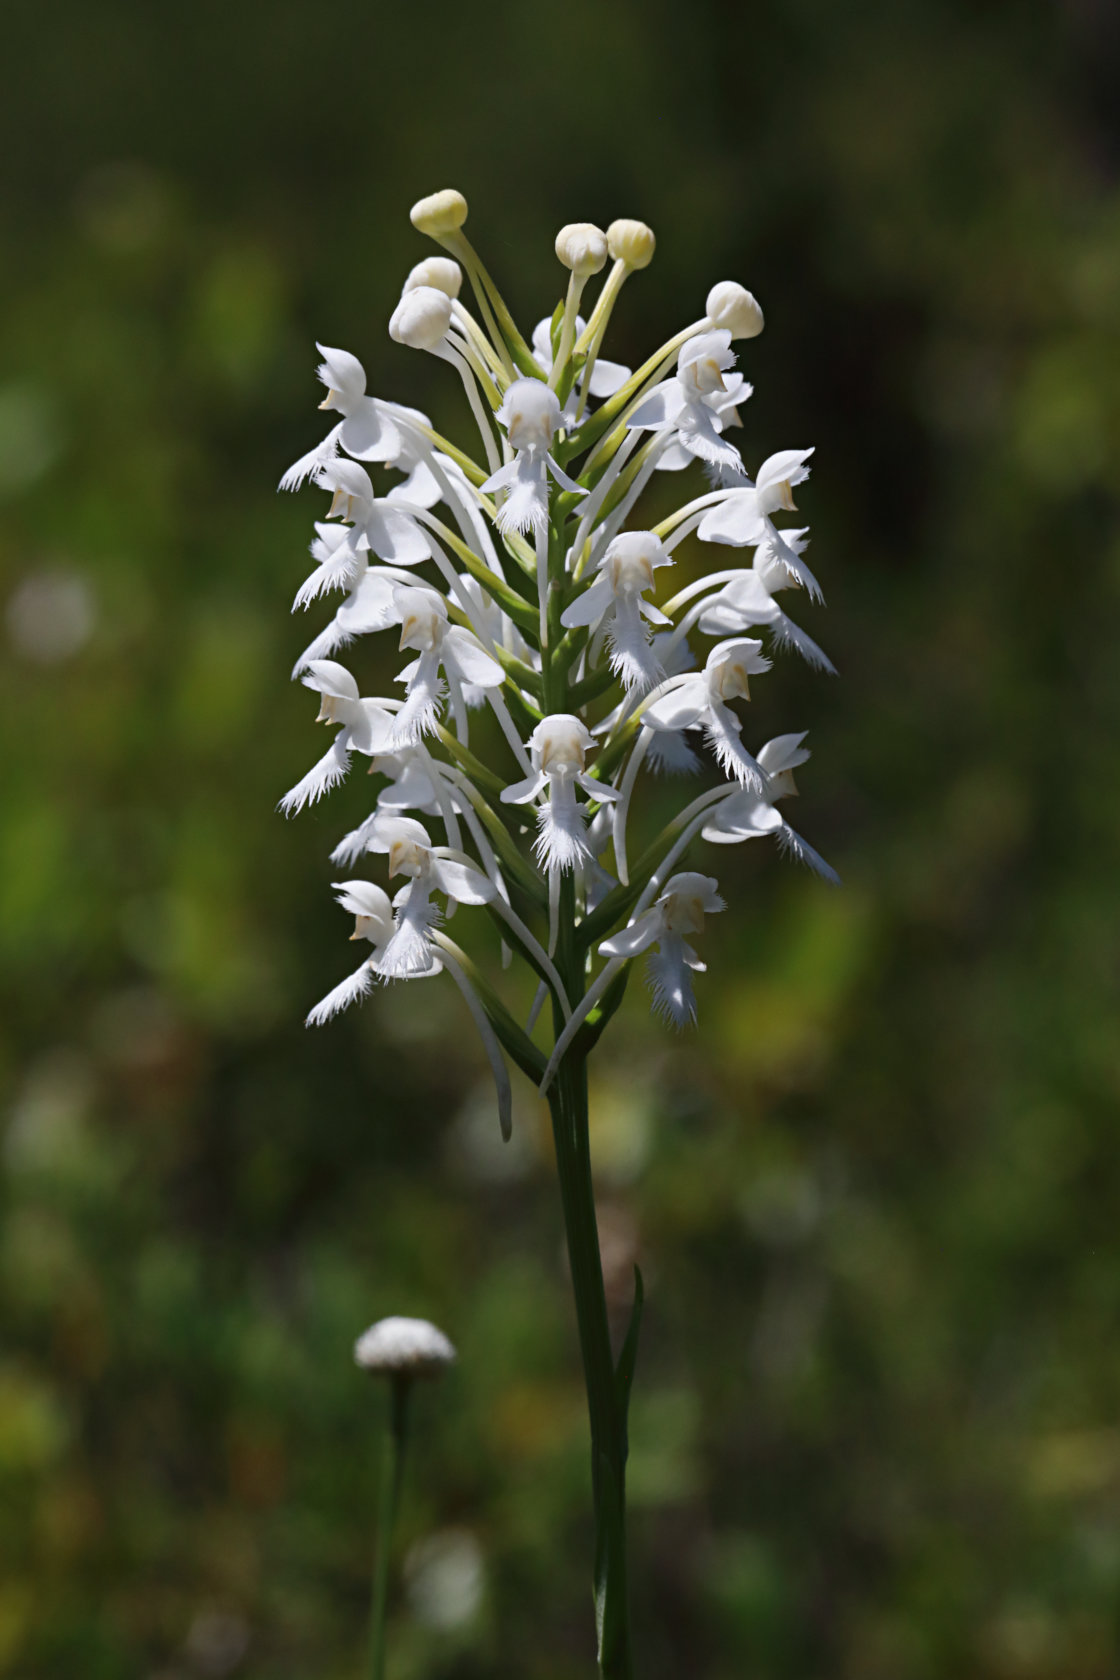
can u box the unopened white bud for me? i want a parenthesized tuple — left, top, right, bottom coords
(403, 257, 463, 299)
(606, 218, 656, 269)
(409, 189, 468, 239)
(706, 281, 764, 340)
(354, 1316, 457, 1377)
(389, 286, 453, 350)
(555, 222, 608, 276)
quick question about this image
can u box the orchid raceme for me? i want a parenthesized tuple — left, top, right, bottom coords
(278, 191, 838, 1680)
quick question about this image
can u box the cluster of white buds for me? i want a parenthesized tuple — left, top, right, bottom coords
(279, 192, 837, 1132)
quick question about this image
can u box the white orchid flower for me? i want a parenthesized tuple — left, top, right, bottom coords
(279, 346, 411, 491)
(696, 448, 821, 597)
(279, 660, 395, 815)
(530, 315, 630, 405)
(306, 880, 438, 1026)
(390, 584, 504, 747)
(560, 531, 674, 693)
(701, 734, 839, 881)
(311, 457, 431, 580)
(642, 638, 772, 792)
(600, 871, 725, 1028)
(363, 814, 494, 979)
(501, 714, 619, 874)
(480, 380, 586, 534)
(626, 330, 749, 478)
(658, 547, 833, 676)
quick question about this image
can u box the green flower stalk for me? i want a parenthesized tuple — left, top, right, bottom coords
(280, 191, 838, 1676)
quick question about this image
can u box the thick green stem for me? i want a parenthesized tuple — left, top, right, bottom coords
(549, 884, 633, 1679)
(369, 1375, 411, 1680)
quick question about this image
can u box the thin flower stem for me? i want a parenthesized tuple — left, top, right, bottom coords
(548, 895, 633, 1677)
(369, 1374, 411, 1680)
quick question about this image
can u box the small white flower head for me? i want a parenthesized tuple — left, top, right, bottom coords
(354, 1315, 457, 1377)
(531, 712, 594, 777)
(403, 256, 463, 298)
(607, 218, 656, 269)
(599, 871, 725, 1027)
(390, 286, 453, 350)
(555, 222, 608, 276)
(409, 189, 468, 239)
(498, 379, 563, 456)
(706, 282, 765, 341)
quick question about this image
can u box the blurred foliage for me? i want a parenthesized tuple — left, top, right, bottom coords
(2, 0, 1120, 1676)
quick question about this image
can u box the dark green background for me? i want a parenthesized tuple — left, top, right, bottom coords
(2, 1, 1119, 1675)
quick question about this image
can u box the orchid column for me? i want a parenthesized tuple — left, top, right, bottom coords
(279, 189, 838, 1678)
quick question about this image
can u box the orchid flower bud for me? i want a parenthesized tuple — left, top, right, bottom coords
(706, 281, 765, 340)
(606, 218, 656, 269)
(389, 286, 453, 350)
(555, 222, 608, 276)
(403, 256, 463, 298)
(409, 189, 468, 238)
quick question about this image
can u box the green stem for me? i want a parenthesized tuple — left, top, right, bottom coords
(369, 1375, 411, 1680)
(550, 885, 633, 1679)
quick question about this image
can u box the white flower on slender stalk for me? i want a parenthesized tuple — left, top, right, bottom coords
(560, 532, 674, 692)
(481, 380, 585, 534)
(627, 329, 749, 477)
(663, 545, 834, 676)
(701, 734, 839, 881)
(362, 813, 495, 979)
(600, 871, 725, 1027)
(280, 661, 394, 815)
(279, 345, 405, 491)
(306, 881, 424, 1026)
(295, 459, 430, 608)
(391, 585, 504, 747)
(642, 638, 772, 792)
(531, 316, 630, 402)
(697, 448, 820, 596)
(501, 714, 619, 874)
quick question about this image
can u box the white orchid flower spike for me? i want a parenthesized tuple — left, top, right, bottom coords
(279, 190, 838, 1154)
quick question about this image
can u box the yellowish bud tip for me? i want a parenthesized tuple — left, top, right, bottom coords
(606, 218, 656, 269)
(555, 222, 608, 276)
(410, 189, 469, 239)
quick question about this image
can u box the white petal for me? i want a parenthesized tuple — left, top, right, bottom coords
(643, 681, 707, 732)
(431, 855, 495, 905)
(444, 629, 504, 688)
(501, 771, 547, 806)
(599, 914, 659, 959)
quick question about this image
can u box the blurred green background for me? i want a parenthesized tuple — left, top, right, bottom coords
(2, 1, 1119, 1675)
